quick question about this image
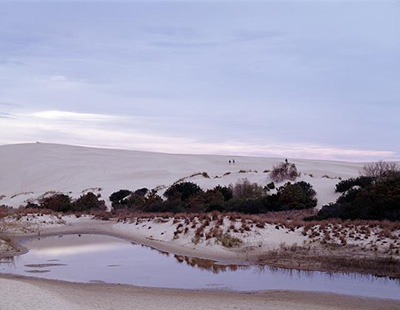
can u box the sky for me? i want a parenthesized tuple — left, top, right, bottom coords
(0, 0, 399, 161)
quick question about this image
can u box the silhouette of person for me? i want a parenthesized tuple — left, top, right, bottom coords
(229, 160, 231, 164)
(233, 159, 236, 164)
(285, 159, 288, 164)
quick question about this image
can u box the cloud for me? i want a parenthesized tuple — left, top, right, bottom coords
(0, 110, 398, 162)
(0, 112, 11, 119)
(30, 110, 124, 122)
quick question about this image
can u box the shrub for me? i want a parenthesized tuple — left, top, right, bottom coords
(212, 185, 233, 201)
(312, 174, 400, 221)
(362, 161, 400, 179)
(266, 182, 275, 190)
(270, 161, 300, 183)
(146, 200, 186, 213)
(143, 190, 163, 209)
(229, 178, 267, 200)
(225, 198, 267, 214)
(201, 191, 226, 213)
(335, 176, 375, 193)
(275, 181, 317, 210)
(202, 172, 210, 179)
(73, 192, 105, 212)
(133, 188, 149, 197)
(109, 189, 132, 204)
(25, 202, 39, 209)
(39, 194, 72, 212)
(164, 182, 204, 201)
(217, 234, 242, 248)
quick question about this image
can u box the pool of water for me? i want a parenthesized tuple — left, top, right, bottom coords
(0, 234, 399, 299)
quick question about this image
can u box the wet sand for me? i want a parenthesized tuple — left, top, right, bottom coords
(1, 274, 399, 310)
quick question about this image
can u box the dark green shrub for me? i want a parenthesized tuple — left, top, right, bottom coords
(164, 182, 204, 201)
(207, 185, 233, 201)
(276, 181, 317, 210)
(335, 176, 375, 193)
(109, 189, 132, 204)
(25, 202, 39, 209)
(266, 182, 275, 190)
(39, 194, 72, 212)
(73, 192, 105, 212)
(313, 174, 400, 221)
(147, 200, 186, 213)
(133, 188, 149, 197)
(224, 198, 266, 214)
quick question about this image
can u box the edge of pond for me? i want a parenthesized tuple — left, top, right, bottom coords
(2, 220, 400, 282)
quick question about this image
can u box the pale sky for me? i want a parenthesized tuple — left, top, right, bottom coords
(0, 1, 399, 161)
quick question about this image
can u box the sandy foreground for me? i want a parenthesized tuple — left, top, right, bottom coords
(1, 275, 399, 310)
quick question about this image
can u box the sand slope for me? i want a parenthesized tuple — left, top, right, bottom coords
(0, 143, 365, 209)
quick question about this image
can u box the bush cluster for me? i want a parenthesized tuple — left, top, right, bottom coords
(110, 188, 150, 210)
(109, 179, 317, 214)
(335, 176, 375, 193)
(311, 174, 400, 221)
(31, 192, 105, 213)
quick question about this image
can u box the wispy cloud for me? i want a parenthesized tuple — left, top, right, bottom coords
(0, 110, 397, 162)
(30, 110, 124, 122)
(0, 112, 12, 119)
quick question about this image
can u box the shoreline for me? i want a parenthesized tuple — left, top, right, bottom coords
(2, 219, 247, 264)
(0, 273, 399, 310)
(2, 218, 399, 279)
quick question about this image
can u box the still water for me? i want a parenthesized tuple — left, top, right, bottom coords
(0, 234, 399, 299)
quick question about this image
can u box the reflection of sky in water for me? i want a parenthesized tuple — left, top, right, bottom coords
(0, 234, 399, 300)
(28, 239, 127, 257)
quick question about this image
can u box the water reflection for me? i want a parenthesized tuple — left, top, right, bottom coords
(0, 256, 16, 268)
(173, 255, 250, 274)
(0, 234, 398, 300)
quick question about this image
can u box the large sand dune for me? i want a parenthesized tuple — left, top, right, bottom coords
(0, 143, 365, 209)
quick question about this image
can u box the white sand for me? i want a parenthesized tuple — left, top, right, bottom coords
(1, 276, 399, 310)
(0, 143, 367, 209)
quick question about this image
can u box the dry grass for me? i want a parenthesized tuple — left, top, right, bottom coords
(116, 209, 400, 258)
(173, 172, 211, 185)
(259, 243, 400, 278)
(217, 233, 242, 248)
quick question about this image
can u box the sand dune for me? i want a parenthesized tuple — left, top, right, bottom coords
(0, 143, 366, 209)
